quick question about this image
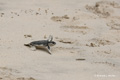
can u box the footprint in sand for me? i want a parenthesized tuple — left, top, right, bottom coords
(51, 15, 70, 22)
(86, 38, 114, 47)
(85, 1, 120, 18)
(61, 25, 90, 34)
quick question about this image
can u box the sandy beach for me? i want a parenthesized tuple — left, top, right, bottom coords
(0, 0, 120, 80)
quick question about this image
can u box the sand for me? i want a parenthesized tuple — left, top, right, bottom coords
(0, 0, 120, 80)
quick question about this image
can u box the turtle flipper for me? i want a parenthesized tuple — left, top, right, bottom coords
(46, 46, 52, 54)
(47, 35, 53, 42)
(47, 48, 52, 55)
(48, 45, 50, 50)
(24, 43, 30, 46)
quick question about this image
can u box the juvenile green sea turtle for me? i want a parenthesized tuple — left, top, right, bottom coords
(24, 35, 56, 54)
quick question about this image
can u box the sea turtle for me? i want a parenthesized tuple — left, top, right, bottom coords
(24, 35, 56, 54)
